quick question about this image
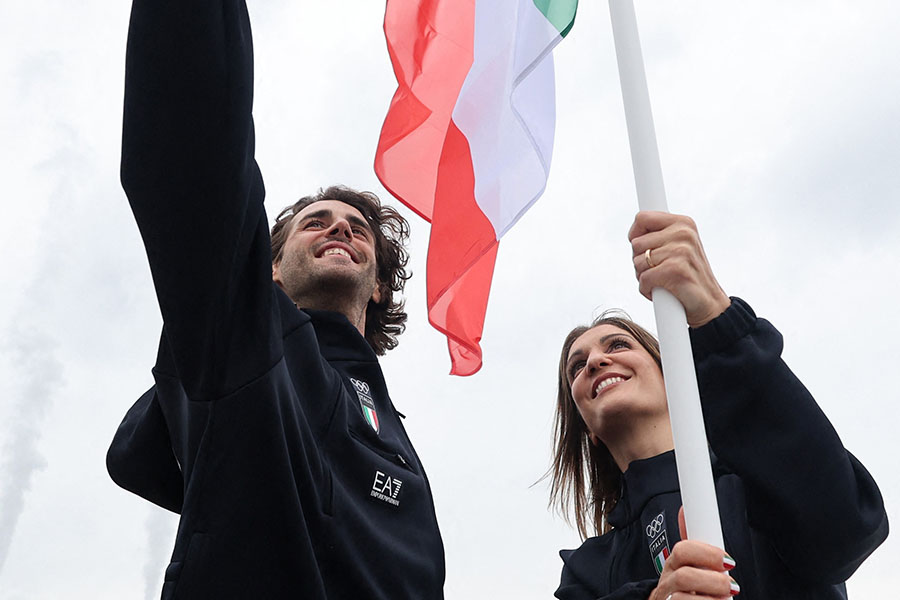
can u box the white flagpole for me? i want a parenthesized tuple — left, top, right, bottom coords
(608, 0, 724, 549)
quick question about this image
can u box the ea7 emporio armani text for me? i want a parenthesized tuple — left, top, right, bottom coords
(370, 470, 403, 506)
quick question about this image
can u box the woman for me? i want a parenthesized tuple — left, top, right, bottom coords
(549, 212, 888, 600)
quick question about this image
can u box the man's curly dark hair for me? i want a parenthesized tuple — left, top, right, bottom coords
(270, 185, 411, 354)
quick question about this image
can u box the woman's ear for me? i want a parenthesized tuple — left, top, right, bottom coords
(589, 432, 600, 446)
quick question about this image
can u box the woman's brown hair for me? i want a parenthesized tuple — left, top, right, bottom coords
(548, 311, 662, 538)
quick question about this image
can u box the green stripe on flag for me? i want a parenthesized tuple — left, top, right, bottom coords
(532, 0, 578, 37)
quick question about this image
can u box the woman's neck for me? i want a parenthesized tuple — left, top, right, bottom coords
(605, 416, 674, 473)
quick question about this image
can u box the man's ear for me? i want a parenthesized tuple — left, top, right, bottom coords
(272, 262, 283, 287)
(371, 281, 383, 305)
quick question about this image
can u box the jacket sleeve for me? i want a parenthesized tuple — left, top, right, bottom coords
(690, 297, 888, 584)
(106, 386, 184, 513)
(121, 0, 278, 401)
(555, 548, 657, 600)
(555, 568, 655, 600)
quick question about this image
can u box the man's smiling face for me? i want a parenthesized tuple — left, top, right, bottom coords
(273, 199, 381, 309)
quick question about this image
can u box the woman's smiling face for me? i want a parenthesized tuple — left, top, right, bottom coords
(565, 324, 667, 444)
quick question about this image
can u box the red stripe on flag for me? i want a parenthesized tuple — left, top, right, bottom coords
(375, 0, 475, 222)
(427, 120, 498, 375)
(376, 0, 495, 374)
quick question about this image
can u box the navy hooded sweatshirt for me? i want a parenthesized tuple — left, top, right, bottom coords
(106, 0, 444, 597)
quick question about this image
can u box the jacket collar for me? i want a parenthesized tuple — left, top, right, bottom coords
(304, 308, 378, 364)
(608, 450, 680, 528)
(274, 286, 378, 364)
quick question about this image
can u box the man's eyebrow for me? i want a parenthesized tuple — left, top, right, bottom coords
(296, 208, 332, 224)
(346, 215, 373, 233)
(295, 209, 373, 233)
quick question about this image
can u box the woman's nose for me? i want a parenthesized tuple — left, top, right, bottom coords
(586, 350, 610, 375)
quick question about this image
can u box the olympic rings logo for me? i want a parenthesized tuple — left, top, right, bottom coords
(351, 378, 371, 394)
(646, 513, 665, 538)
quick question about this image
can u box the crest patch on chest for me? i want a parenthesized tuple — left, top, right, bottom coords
(645, 511, 671, 575)
(350, 377, 379, 434)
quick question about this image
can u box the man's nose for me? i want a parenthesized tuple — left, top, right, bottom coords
(328, 218, 353, 239)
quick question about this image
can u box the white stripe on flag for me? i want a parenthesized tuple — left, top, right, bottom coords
(451, 0, 561, 238)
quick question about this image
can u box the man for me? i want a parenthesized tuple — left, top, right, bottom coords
(106, 1, 444, 598)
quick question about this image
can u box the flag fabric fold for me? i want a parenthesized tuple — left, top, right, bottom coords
(376, 0, 577, 375)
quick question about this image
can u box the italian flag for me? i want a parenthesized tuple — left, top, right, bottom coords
(375, 0, 578, 375)
(362, 404, 380, 433)
(654, 546, 670, 574)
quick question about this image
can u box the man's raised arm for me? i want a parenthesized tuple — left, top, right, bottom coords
(121, 0, 277, 401)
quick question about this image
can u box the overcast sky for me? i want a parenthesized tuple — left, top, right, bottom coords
(1, 1, 897, 598)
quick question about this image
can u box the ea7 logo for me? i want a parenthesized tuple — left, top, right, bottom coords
(370, 470, 403, 507)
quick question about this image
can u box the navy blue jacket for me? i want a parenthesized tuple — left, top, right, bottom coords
(555, 298, 888, 600)
(106, 1, 444, 597)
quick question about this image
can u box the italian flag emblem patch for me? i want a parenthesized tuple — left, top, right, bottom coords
(646, 511, 671, 575)
(350, 377, 380, 434)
